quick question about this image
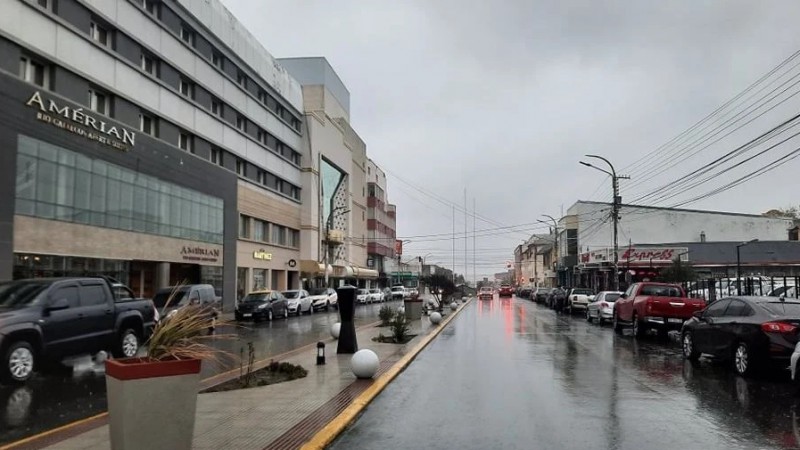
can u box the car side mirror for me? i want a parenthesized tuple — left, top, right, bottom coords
(692, 310, 704, 320)
(620, 293, 628, 299)
(47, 297, 70, 311)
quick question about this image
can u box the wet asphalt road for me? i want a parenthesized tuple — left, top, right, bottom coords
(0, 299, 403, 446)
(331, 296, 800, 450)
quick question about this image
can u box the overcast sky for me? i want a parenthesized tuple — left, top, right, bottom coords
(221, 0, 800, 280)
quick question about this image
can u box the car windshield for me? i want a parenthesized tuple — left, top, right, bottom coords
(480, 287, 493, 292)
(309, 288, 327, 296)
(392, 287, 404, 291)
(639, 285, 684, 297)
(357, 289, 369, 295)
(760, 302, 800, 316)
(283, 291, 300, 299)
(242, 293, 269, 303)
(603, 293, 621, 302)
(370, 289, 380, 294)
(152, 288, 189, 308)
(572, 289, 593, 295)
(0, 280, 48, 308)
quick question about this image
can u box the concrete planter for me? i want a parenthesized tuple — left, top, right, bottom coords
(105, 357, 201, 450)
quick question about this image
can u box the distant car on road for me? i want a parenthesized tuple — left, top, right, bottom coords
(566, 288, 594, 313)
(478, 287, 494, 300)
(534, 287, 552, 304)
(614, 282, 705, 338)
(369, 288, 384, 303)
(283, 290, 312, 315)
(308, 287, 337, 311)
(586, 291, 623, 324)
(356, 289, 371, 304)
(234, 290, 289, 322)
(391, 286, 406, 300)
(498, 285, 513, 297)
(683, 296, 800, 376)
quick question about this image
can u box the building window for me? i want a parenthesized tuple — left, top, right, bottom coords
(88, 89, 108, 115)
(212, 51, 223, 69)
(257, 170, 266, 185)
(291, 186, 299, 200)
(89, 21, 109, 46)
(140, 53, 156, 75)
(257, 90, 266, 104)
(253, 219, 264, 242)
(257, 128, 265, 144)
(211, 148, 223, 167)
(139, 0, 157, 14)
(238, 214, 250, 239)
(19, 56, 48, 88)
(179, 78, 194, 99)
(180, 25, 194, 46)
(273, 224, 287, 246)
(235, 158, 245, 176)
(178, 133, 192, 152)
(236, 115, 246, 132)
(236, 70, 247, 88)
(139, 113, 155, 136)
(292, 118, 301, 132)
(211, 98, 222, 117)
(289, 229, 300, 248)
(37, 0, 49, 8)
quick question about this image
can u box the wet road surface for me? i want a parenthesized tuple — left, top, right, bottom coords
(330, 297, 800, 450)
(0, 299, 403, 446)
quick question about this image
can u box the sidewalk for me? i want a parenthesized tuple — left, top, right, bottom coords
(41, 302, 469, 450)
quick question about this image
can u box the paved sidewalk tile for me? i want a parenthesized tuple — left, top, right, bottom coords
(43, 308, 461, 450)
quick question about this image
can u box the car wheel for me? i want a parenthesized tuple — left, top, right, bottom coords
(1, 341, 36, 384)
(613, 311, 623, 335)
(115, 329, 140, 358)
(284, 307, 289, 318)
(586, 309, 592, 322)
(682, 331, 700, 361)
(325, 301, 330, 311)
(267, 309, 274, 321)
(597, 315, 605, 325)
(632, 313, 643, 338)
(733, 342, 754, 376)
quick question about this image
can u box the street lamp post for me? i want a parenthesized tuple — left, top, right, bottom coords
(736, 239, 759, 295)
(324, 206, 350, 288)
(579, 155, 629, 291)
(539, 214, 559, 286)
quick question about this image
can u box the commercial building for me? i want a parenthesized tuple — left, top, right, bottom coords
(0, 0, 306, 309)
(513, 234, 554, 287)
(279, 57, 377, 288)
(366, 159, 397, 287)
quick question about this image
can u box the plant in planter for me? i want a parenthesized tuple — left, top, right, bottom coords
(378, 304, 394, 326)
(390, 313, 411, 343)
(105, 288, 234, 450)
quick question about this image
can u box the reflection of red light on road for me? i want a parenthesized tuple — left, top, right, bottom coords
(504, 301, 513, 338)
(518, 305, 525, 334)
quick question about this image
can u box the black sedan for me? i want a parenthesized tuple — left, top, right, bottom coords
(235, 290, 289, 321)
(681, 296, 800, 376)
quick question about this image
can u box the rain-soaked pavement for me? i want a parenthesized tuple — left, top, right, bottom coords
(0, 299, 402, 446)
(331, 296, 800, 450)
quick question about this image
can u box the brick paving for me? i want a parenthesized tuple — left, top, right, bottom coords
(39, 305, 464, 450)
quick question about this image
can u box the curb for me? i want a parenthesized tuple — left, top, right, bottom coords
(300, 299, 472, 450)
(0, 320, 382, 450)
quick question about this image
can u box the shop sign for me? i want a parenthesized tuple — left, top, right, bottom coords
(619, 247, 688, 262)
(580, 249, 610, 264)
(394, 239, 403, 256)
(287, 259, 297, 268)
(25, 91, 135, 151)
(253, 250, 273, 261)
(181, 246, 220, 262)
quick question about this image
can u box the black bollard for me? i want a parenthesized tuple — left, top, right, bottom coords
(336, 285, 358, 354)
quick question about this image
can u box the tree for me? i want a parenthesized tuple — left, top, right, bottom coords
(763, 206, 799, 219)
(420, 273, 457, 310)
(660, 258, 696, 283)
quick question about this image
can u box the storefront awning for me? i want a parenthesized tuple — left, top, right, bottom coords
(352, 267, 379, 279)
(300, 260, 326, 275)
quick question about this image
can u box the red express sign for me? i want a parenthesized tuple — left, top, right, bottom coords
(620, 247, 688, 262)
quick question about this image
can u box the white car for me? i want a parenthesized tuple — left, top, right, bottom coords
(283, 290, 312, 315)
(369, 288, 384, 303)
(791, 342, 800, 382)
(586, 291, 623, 324)
(567, 288, 594, 312)
(391, 286, 406, 300)
(356, 289, 371, 304)
(308, 288, 337, 311)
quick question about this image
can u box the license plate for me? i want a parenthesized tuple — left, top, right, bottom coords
(668, 318, 683, 324)
(243, 313, 252, 318)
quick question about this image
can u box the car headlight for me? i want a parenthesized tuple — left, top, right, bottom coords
(257, 303, 269, 310)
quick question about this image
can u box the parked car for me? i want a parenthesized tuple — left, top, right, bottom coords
(391, 286, 406, 300)
(153, 284, 219, 325)
(566, 288, 594, 313)
(0, 277, 157, 384)
(369, 288, 384, 303)
(283, 290, 312, 315)
(518, 286, 532, 299)
(356, 289, 371, 304)
(534, 288, 552, 304)
(586, 291, 623, 324)
(498, 285, 513, 297)
(478, 287, 494, 300)
(682, 296, 800, 376)
(614, 282, 705, 338)
(308, 287, 337, 311)
(234, 290, 289, 322)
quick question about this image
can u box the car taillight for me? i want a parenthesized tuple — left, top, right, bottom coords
(762, 322, 797, 334)
(600, 302, 609, 309)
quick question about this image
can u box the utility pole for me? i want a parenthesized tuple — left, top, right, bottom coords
(452, 205, 456, 284)
(539, 214, 559, 286)
(473, 197, 476, 287)
(464, 188, 467, 288)
(579, 155, 629, 291)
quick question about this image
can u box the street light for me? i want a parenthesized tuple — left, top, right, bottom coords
(579, 155, 628, 291)
(736, 239, 759, 295)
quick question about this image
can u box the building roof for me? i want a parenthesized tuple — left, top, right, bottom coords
(634, 241, 800, 265)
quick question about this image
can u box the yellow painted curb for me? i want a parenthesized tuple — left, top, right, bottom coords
(0, 320, 382, 450)
(301, 300, 472, 450)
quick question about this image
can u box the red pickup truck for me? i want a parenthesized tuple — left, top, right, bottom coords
(614, 282, 705, 338)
